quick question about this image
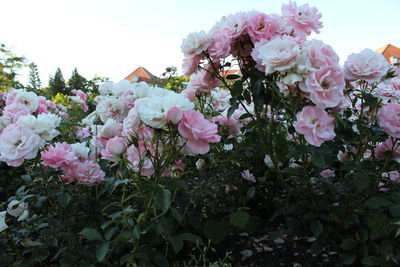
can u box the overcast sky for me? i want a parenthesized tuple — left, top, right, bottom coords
(3, 0, 400, 86)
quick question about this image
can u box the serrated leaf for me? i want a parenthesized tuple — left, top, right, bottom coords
(155, 189, 171, 212)
(178, 233, 204, 245)
(361, 256, 384, 266)
(104, 226, 118, 241)
(367, 214, 391, 239)
(171, 207, 183, 223)
(230, 80, 243, 97)
(168, 235, 183, 254)
(79, 228, 103, 241)
(311, 150, 325, 169)
(362, 92, 378, 108)
(229, 211, 250, 228)
(203, 220, 229, 243)
(310, 220, 323, 236)
(58, 192, 71, 208)
(339, 238, 358, 250)
(96, 241, 110, 262)
(365, 197, 393, 209)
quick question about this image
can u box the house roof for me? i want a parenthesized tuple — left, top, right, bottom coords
(376, 44, 400, 64)
(125, 67, 156, 83)
(219, 69, 241, 79)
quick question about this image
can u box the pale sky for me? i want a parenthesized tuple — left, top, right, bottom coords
(2, 0, 400, 86)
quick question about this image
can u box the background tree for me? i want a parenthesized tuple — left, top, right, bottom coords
(67, 68, 87, 92)
(0, 43, 26, 91)
(48, 68, 66, 95)
(27, 62, 41, 90)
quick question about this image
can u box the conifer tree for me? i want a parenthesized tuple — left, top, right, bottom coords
(28, 63, 41, 90)
(49, 68, 66, 95)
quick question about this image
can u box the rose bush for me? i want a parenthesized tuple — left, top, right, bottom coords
(1, 1, 400, 266)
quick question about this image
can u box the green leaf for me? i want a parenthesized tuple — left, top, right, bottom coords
(58, 192, 71, 208)
(171, 207, 183, 223)
(133, 224, 141, 240)
(152, 254, 169, 267)
(96, 241, 110, 262)
(178, 233, 204, 245)
(79, 228, 103, 241)
(247, 187, 256, 199)
(227, 99, 239, 118)
(229, 80, 243, 97)
(311, 150, 325, 169)
(168, 235, 184, 254)
(310, 220, 323, 236)
(365, 197, 393, 209)
(104, 227, 118, 241)
(352, 173, 371, 190)
(342, 253, 356, 265)
(339, 238, 358, 250)
(367, 214, 391, 239)
(362, 92, 378, 108)
(203, 220, 229, 243)
(229, 211, 250, 228)
(310, 241, 324, 255)
(155, 189, 171, 212)
(361, 256, 384, 266)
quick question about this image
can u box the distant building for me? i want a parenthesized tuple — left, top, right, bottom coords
(125, 67, 156, 83)
(376, 44, 400, 66)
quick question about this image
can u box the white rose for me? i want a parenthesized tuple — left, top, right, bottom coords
(0, 211, 7, 232)
(98, 82, 113, 96)
(181, 31, 212, 58)
(13, 90, 39, 113)
(258, 39, 299, 74)
(97, 119, 122, 139)
(112, 80, 132, 96)
(71, 142, 90, 159)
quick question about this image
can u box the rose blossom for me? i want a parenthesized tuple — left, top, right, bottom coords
(208, 30, 231, 60)
(178, 110, 221, 155)
(320, 169, 335, 179)
(0, 124, 40, 167)
(382, 171, 400, 182)
(181, 31, 212, 58)
(377, 103, 400, 138)
(41, 142, 78, 168)
(296, 40, 339, 73)
(257, 38, 299, 74)
(281, 1, 322, 37)
(294, 106, 336, 147)
(344, 49, 389, 82)
(7, 200, 28, 218)
(182, 54, 201, 77)
(74, 160, 105, 185)
(302, 65, 345, 108)
(241, 170, 256, 183)
(246, 11, 278, 43)
(375, 138, 400, 160)
(101, 136, 127, 162)
(0, 211, 7, 233)
(126, 145, 155, 177)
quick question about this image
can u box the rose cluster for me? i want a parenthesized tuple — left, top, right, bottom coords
(0, 89, 65, 166)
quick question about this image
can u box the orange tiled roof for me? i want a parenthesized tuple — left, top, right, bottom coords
(376, 44, 400, 65)
(125, 67, 155, 83)
(220, 69, 241, 79)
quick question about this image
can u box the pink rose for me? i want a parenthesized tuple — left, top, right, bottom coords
(181, 31, 212, 58)
(166, 106, 183, 124)
(302, 65, 345, 108)
(246, 11, 278, 43)
(294, 106, 336, 147)
(375, 138, 400, 160)
(251, 39, 270, 72)
(377, 103, 400, 138)
(208, 30, 231, 60)
(178, 110, 221, 155)
(74, 160, 105, 185)
(344, 49, 389, 82)
(182, 55, 201, 77)
(320, 169, 335, 179)
(76, 127, 91, 139)
(281, 1, 322, 37)
(2, 103, 31, 123)
(188, 65, 221, 92)
(41, 142, 78, 169)
(7, 200, 28, 217)
(297, 40, 339, 72)
(222, 12, 249, 39)
(122, 108, 141, 138)
(382, 171, 400, 182)
(0, 124, 40, 167)
(126, 145, 155, 177)
(241, 169, 256, 183)
(101, 136, 127, 162)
